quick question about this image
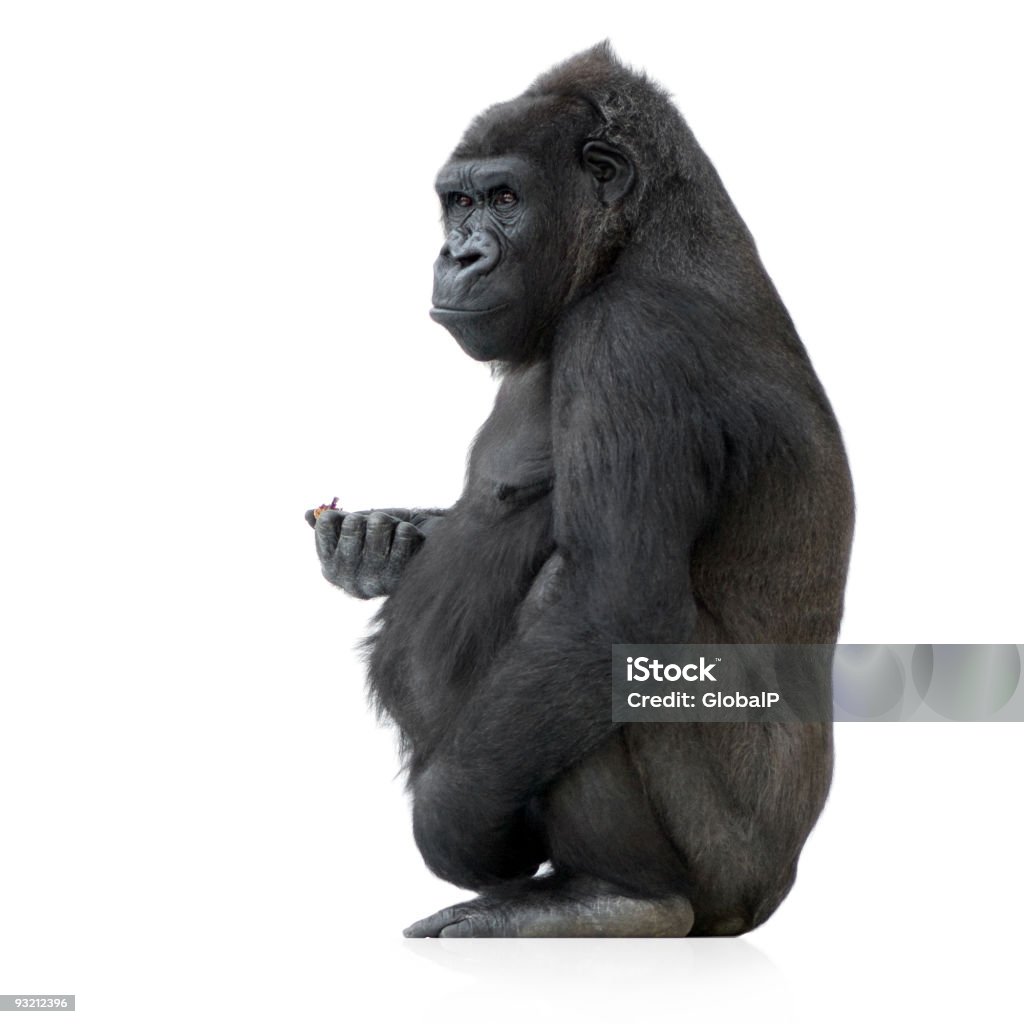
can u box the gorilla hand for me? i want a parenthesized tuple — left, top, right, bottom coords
(310, 508, 426, 599)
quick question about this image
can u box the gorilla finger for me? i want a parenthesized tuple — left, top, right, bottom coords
(334, 513, 367, 575)
(392, 521, 425, 558)
(364, 512, 400, 559)
(381, 522, 424, 593)
(356, 512, 399, 598)
(314, 509, 345, 563)
(304, 509, 317, 529)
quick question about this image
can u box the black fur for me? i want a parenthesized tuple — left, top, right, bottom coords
(310, 42, 854, 937)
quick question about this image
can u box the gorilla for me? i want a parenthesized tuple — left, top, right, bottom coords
(307, 43, 854, 937)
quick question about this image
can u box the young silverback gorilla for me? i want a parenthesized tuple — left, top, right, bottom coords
(308, 43, 854, 937)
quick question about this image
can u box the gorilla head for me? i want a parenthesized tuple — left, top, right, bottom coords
(430, 55, 638, 363)
(429, 41, 778, 365)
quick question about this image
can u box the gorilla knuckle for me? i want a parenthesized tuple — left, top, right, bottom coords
(340, 513, 366, 535)
(394, 521, 423, 543)
(366, 510, 396, 532)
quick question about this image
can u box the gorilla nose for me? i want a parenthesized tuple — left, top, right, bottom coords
(442, 232, 500, 276)
(456, 250, 484, 270)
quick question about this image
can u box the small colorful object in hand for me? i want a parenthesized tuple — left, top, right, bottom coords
(312, 497, 341, 520)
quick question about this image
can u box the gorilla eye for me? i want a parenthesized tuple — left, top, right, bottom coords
(451, 193, 474, 209)
(494, 189, 518, 207)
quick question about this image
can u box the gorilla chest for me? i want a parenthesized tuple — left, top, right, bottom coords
(468, 367, 553, 512)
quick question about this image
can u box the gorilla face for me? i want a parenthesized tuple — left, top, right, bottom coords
(430, 142, 634, 364)
(430, 155, 562, 363)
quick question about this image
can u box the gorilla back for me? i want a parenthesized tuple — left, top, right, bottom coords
(310, 43, 854, 937)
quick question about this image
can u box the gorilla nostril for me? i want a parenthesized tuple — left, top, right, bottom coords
(457, 253, 482, 270)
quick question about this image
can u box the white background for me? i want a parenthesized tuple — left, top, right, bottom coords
(1, 2, 1021, 1021)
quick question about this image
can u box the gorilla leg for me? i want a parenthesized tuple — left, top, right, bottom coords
(625, 722, 831, 935)
(405, 735, 696, 938)
(535, 728, 803, 937)
(404, 725, 825, 938)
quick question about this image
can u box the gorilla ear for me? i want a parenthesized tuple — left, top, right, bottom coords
(581, 140, 635, 205)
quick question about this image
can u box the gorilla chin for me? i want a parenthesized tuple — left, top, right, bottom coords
(430, 303, 517, 362)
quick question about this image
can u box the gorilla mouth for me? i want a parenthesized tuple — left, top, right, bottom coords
(431, 303, 510, 316)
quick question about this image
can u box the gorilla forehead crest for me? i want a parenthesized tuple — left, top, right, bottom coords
(453, 41, 684, 176)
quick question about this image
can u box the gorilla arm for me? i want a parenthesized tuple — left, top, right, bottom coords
(411, 304, 723, 889)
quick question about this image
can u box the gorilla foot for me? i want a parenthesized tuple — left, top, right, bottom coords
(403, 876, 694, 938)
